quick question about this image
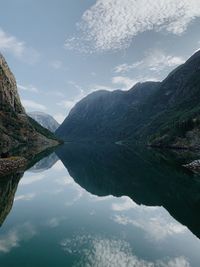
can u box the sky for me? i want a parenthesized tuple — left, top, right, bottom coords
(0, 0, 200, 123)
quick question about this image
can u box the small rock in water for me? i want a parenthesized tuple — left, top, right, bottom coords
(184, 160, 200, 171)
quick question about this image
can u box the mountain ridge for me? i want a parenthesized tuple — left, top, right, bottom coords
(56, 81, 160, 141)
(56, 50, 200, 149)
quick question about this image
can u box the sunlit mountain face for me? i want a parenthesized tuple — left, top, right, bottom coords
(0, 144, 200, 267)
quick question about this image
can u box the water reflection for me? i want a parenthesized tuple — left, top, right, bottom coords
(56, 143, 200, 240)
(0, 172, 22, 226)
(29, 153, 59, 173)
(0, 143, 200, 266)
(0, 146, 59, 226)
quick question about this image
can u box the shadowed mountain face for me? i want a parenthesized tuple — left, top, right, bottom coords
(56, 82, 160, 141)
(56, 51, 200, 148)
(56, 143, 200, 239)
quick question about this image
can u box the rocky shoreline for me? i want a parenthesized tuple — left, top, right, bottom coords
(0, 157, 27, 176)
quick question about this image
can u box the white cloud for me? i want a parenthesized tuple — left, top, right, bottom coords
(61, 234, 190, 267)
(0, 28, 25, 57)
(68, 81, 84, 92)
(90, 195, 114, 202)
(193, 41, 200, 53)
(114, 63, 137, 74)
(51, 160, 65, 171)
(65, 188, 84, 207)
(46, 217, 65, 228)
(112, 76, 138, 89)
(14, 193, 36, 202)
(50, 60, 63, 70)
(112, 196, 138, 211)
(91, 84, 115, 91)
(113, 215, 187, 241)
(0, 223, 36, 253)
(53, 113, 66, 124)
(112, 74, 159, 90)
(0, 28, 39, 63)
(194, 48, 200, 53)
(114, 50, 185, 74)
(18, 84, 39, 93)
(19, 174, 46, 185)
(21, 99, 47, 111)
(58, 100, 76, 110)
(56, 175, 75, 186)
(158, 257, 191, 267)
(55, 173, 85, 206)
(65, 0, 200, 52)
(57, 81, 86, 113)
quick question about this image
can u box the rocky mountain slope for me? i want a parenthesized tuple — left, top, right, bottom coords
(0, 53, 59, 150)
(56, 50, 200, 149)
(28, 111, 60, 132)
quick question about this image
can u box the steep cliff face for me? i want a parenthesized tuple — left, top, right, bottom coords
(0, 53, 24, 113)
(0, 53, 59, 149)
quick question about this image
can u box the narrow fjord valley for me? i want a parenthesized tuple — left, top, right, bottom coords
(1, 1, 200, 267)
(1, 48, 200, 267)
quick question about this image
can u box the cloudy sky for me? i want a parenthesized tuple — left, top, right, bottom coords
(0, 0, 200, 123)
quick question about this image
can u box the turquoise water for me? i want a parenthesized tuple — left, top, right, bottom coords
(0, 143, 200, 266)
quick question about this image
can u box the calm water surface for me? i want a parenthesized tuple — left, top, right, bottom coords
(0, 143, 200, 267)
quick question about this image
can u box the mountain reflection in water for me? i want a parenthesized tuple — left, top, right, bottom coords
(0, 143, 200, 267)
(56, 143, 200, 240)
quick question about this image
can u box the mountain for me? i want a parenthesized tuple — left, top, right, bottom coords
(138, 50, 200, 148)
(56, 82, 160, 141)
(0, 53, 59, 150)
(0, 54, 24, 113)
(56, 50, 200, 149)
(28, 112, 60, 132)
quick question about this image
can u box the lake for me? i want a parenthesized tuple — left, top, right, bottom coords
(0, 143, 200, 267)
